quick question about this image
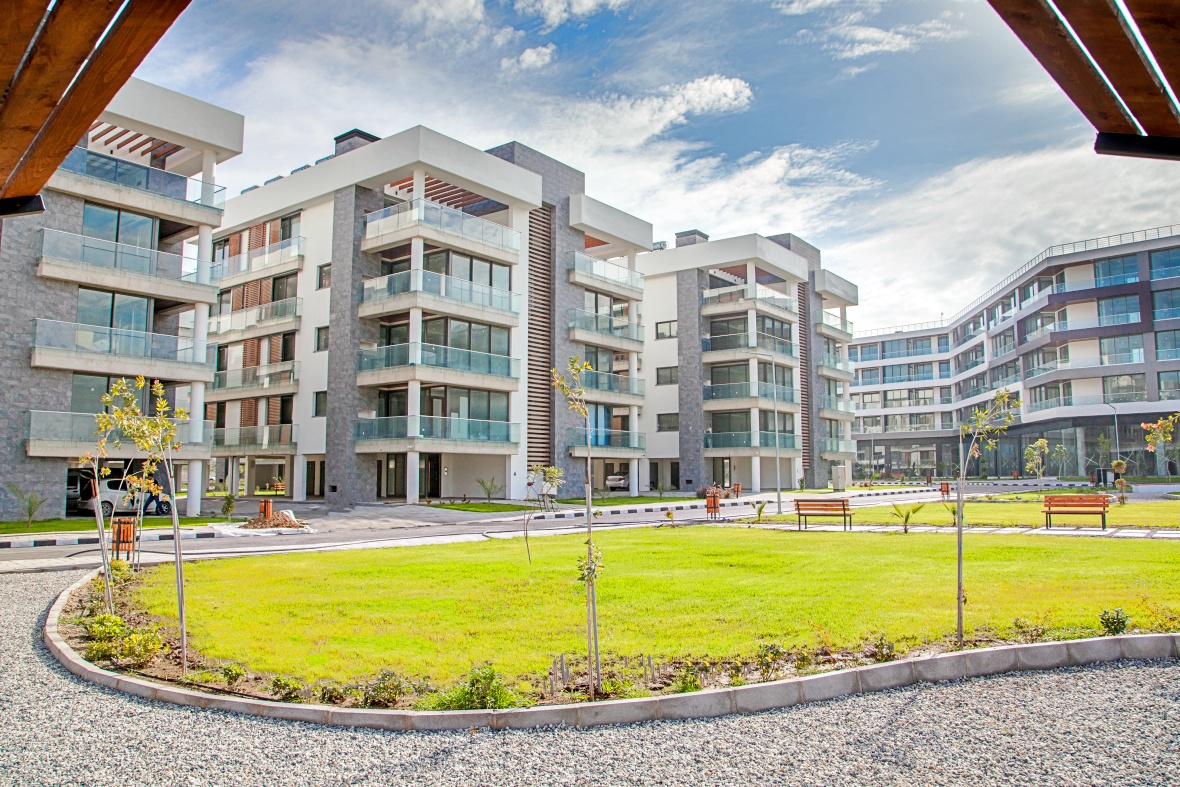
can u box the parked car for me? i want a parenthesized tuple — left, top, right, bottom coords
(605, 473, 629, 490)
(79, 477, 172, 519)
(66, 468, 96, 512)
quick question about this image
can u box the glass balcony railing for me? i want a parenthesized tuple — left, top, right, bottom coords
(359, 269, 520, 314)
(363, 199, 521, 253)
(211, 237, 304, 280)
(818, 395, 853, 412)
(1025, 350, 1145, 379)
(60, 146, 224, 208)
(759, 431, 799, 450)
(1157, 348, 1180, 361)
(29, 411, 213, 446)
(569, 309, 643, 342)
(703, 382, 799, 404)
(1049, 273, 1140, 294)
(569, 251, 643, 292)
(821, 438, 858, 453)
(567, 428, 645, 450)
(208, 297, 301, 337)
(1026, 392, 1149, 413)
(821, 311, 854, 334)
(991, 373, 1022, 388)
(957, 357, 985, 373)
(993, 342, 1017, 357)
(704, 431, 753, 449)
(819, 352, 852, 372)
(211, 361, 299, 392)
(1155, 308, 1180, 321)
(1151, 266, 1180, 281)
(959, 386, 988, 400)
(212, 424, 298, 449)
(700, 283, 797, 314)
(32, 319, 211, 366)
(354, 415, 519, 443)
(702, 332, 798, 357)
(1161, 388, 1180, 400)
(40, 229, 201, 283)
(356, 342, 520, 378)
(583, 370, 644, 396)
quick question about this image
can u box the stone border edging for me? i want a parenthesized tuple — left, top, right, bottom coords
(44, 570, 1180, 732)
(2, 530, 222, 550)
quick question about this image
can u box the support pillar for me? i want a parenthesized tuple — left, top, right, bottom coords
(1075, 426, 1087, 478)
(245, 458, 257, 498)
(292, 454, 307, 501)
(629, 458, 639, 496)
(406, 451, 420, 504)
(187, 150, 215, 518)
(750, 455, 762, 493)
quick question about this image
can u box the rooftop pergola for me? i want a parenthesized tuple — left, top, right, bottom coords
(0, 0, 192, 217)
(988, 1, 1180, 161)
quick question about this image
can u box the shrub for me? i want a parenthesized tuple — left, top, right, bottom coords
(727, 663, 746, 687)
(670, 665, 701, 693)
(754, 501, 767, 523)
(1100, 608, 1129, 636)
(107, 559, 132, 584)
(86, 613, 128, 642)
(418, 665, 521, 710)
(220, 663, 246, 688)
(318, 682, 347, 705)
(869, 634, 896, 663)
(120, 630, 162, 668)
(755, 642, 787, 680)
(269, 675, 305, 702)
(84, 639, 122, 663)
(1013, 617, 1047, 642)
(360, 670, 412, 708)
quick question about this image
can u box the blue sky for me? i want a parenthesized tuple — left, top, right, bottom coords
(138, 0, 1180, 328)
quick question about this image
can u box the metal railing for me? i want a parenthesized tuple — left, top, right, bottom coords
(32, 319, 211, 365)
(60, 146, 224, 208)
(356, 342, 520, 378)
(854, 320, 949, 338)
(29, 411, 213, 446)
(703, 382, 799, 404)
(700, 282, 797, 314)
(566, 428, 645, 450)
(354, 415, 519, 443)
(360, 269, 520, 313)
(568, 309, 643, 342)
(208, 297, 301, 337)
(211, 361, 299, 392)
(211, 237, 304, 280)
(569, 251, 643, 291)
(363, 199, 521, 253)
(40, 229, 201, 283)
(583, 370, 644, 396)
(212, 424, 298, 449)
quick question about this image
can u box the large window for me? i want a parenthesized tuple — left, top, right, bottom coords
(421, 386, 510, 422)
(71, 374, 109, 414)
(77, 288, 150, 332)
(1103, 373, 1145, 402)
(271, 273, 298, 302)
(1100, 335, 1143, 364)
(1154, 289, 1180, 319)
(422, 317, 509, 356)
(758, 361, 792, 388)
(82, 203, 155, 249)
(279, 212, 300, 241)
(655, 320, 677, 339)
(656, 367, 678, 385)
(710, 363, 747, 385)
(1157, 330, 1180, 360)
(1160, 372, 1180, 399)
(711, 411, 749, 433)
(657, 413, 679, 432)
(1150, 247, 1180, 280)
(1098, 295, 1139, 319)
(1094, 255, 1137, 282)
(858, 344, 879, 361)
(423, 249, 510, 291)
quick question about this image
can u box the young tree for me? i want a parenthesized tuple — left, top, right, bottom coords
(552, 357, 602, 699)
(889, 502, 924, 534)
(1023, 438, 1049, 494)
(1050, 443, 1069, 478)
(954, 389, 1019, 645)
(5, 483, 47, 529)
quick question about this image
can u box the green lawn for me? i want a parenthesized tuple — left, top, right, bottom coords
(807, 500, 1180, 528)
(1, 516, 217, 536)
(134, 527, 1180, 686)
(431, 502, 531, 513)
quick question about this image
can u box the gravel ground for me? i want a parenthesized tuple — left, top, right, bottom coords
(2, 571, 1178, 787)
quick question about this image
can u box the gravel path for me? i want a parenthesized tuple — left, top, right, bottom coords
(3, 571, 1178, 787)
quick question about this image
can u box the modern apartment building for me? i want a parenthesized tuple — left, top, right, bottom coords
(637, 230, 859, 492)
(208, 127, 652, 506)
(0, 79, 243, 520)
(850, 225, 1180, 479)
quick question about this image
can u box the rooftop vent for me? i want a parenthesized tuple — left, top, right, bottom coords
(675, 229, 709, 247)
(290, 164, 311, 174)
(264, 175, 284, 185)
(240, 185, 259, 194)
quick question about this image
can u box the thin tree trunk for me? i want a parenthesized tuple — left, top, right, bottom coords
(164, 455, 188, 675)
(89, 475, 114, 614)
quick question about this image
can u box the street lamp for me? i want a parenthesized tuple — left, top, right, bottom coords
(1103, 400, 1121, 463)
(754, 352, 784, 515)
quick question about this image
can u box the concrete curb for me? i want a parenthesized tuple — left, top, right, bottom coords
(44, 570, 1180, 732)
(1, 530, 221, 550)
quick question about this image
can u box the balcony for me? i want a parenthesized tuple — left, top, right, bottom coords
(818, 352, 854, 378)
(1024, 350, 1146, 379)
(700, 283, 797, 317)
(1025, 392, 1149, 413)
(991, 373, 1022, 388)
(37, 229, 216, 305)
(362, 199, 521, 263)
(569, 309, 643, 351)
(758, 431, 799, 450)
(207, 297, 301, 341)
(958, 386, 989, 400)
(31, 319, 213, 381)
(820, 438, 858, 455)
(208, 361, 299, 402)
(356, 343, 519, 390)
(992, 341, 1016, 358)
(819, 311, 854, 338)
(211, 237, 304, 285)
(1155, 307, 1180, 322)
(702, 331, 798, 360)
(818, 395, 854, 414)
(212, 425, 298, 455)
(567, 427, 644, 456)
(1151, 265, 1180, 281)
(957, 357, 985, 374)
(582, 370, 644, 401)
(1158, 348, 1180, 361)
(27, 411, 212, 458)
(56, 147, 224, 219)
(568, 252, 643, 298)
(359, 269, 520, 324)
(703, 382, 800, 405)
(354, 415, 520, 454)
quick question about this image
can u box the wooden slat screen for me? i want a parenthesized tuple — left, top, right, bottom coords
(527, 206, 554, 466)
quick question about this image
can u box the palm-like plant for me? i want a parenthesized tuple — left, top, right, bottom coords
(889, 503, 925, 534)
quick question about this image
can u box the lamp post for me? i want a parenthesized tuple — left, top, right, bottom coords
(754, 352, 784, 514)
(1104, 401, 1121, 460)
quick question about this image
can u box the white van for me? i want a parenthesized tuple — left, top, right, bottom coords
(79, 477, 172, 519)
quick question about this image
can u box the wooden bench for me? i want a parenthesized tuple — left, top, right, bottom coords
(794, 498, 852, 531)
(1042, 494, 1110, 530)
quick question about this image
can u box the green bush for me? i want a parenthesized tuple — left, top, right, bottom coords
(869, 633, 896, 663)
(84, 639, 122, 663)
(670, 665, 701, 693)
(108, 559, 132, 584)
(417, 665, 521, 710)
(1100, 608, 1129, 635)
(86, 613, 128, 642)
(119, 630, 162, 668)
(360, 670, 411, 708)
(220, 663, 246, 688)
(755, 642, 787, 680)
(318, 682, 347, 705)
(269, 675, 305, 702)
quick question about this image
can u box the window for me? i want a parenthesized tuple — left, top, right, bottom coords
(71, 374, 108, 414)
(1100, 335, 1143, 364)
(937, 335, 949, 353)
(426, 249, 510, 290)
(280, 332, 296, 362)
(656, 366, 678, 385)
(1103, 373, 1145, 402)
(1154, 289, 1180, 318)
(858, 343, 879, 361)
(848, 345, 859, 362)
(711, 411, 749, 433)
(1157, 330, 1180, 360)
(1094, 255, 1137, 282)
(655, 320, 677, 339)
(657, 413, 679, 432)
(1150, 247, 1180, 280)
(317, 264, 331, 289)
(313, 391, 327, 417)
(272, 273, 297, 302)
(77, 288, 150, 332)
(315, 326, 329, 352)
(710, 363, 747, 386)
(938, 361, 950, 378)
(1161, 372, 1180, 399)
(1098, 295, 1139, 319)
(279, 212, 300, 241)
(278, 394, 294, 425)
(82, 202, 155, 256)
(422, 317, 509, 355)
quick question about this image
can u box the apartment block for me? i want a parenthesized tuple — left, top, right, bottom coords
(850, 225, 1180, 479)
(209, 127, 652, 505)
(637, 230, 859, 492)
(0, 79, 242, 520)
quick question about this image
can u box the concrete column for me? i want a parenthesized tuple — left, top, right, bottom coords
(406, 450, 420, 504)
(745, 262, 756, 286)
(292, 454, 307, 501)
(187, 150, 216, 518)
(412, 168, 426, 201)
(245, 458, 257, 498)
(1075, 426, 1086, 478)
(507, 204, 530, 500)
(283, 457, 294, 498)
(748, 357, 759, 392)
(628, 457, 639, 496)
(750, 455, 761, 493)
(747, 307, 758, 347)
(409, 306, 423, 364)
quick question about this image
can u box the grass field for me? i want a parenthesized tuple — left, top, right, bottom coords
(1, 516, 216, 536)
(826, 500, 1180, 528)
(431, 502, 531, 513)
(134, 526, 1180, 686)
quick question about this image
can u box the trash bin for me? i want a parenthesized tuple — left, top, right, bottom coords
(260, 499, 273, 518)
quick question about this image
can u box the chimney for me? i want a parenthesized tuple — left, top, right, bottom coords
(334, 128, 380, 156)
(675, 229, 709, 247)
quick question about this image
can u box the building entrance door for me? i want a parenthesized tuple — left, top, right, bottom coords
(712, 457, 731, 488)
(420, 453, 442, 498)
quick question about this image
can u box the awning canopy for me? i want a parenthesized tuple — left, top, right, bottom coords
(988, 0, 1180, 161)
(0, 0, 192, 217)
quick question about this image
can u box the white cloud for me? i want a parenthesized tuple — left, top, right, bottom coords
(393, 0, 487, 31)
(774, 0, 851, 15)
(514, 0, 632, 29)
(823, 18, 965, 60)
(501, 43, 557, 72)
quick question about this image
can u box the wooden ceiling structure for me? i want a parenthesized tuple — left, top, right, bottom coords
(987, 0, 1180, 161)
(0, 0, 192, 218)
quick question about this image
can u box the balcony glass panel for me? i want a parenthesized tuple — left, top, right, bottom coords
(355, 416, 519, 443)
(59, 147, 224, 208)
(212, 361, 299, 391)
(33, 319, 210, 365)
(703, 382, 799, 403)
(29, 411, 213, 446)
(819, 352, 852, 372)
(359, 269, 520, 313)
(40, 229, 199, 282)
(818, 395, 853, 412)
(211, 237, 303, 280)
(569, 252, 643, 291)
(213, 424, 298, 448)
(758, 431, 799, 449)
(363, 199, 521, 253)
(566, 428, 645, 450)
(821, 438, 858, 453)
(356, 343, 519, 378)
(1157, 348, 1180, 361)
(700, 283, 797, 314)
(569, 309, 643, 342)
(208, 297, 301, 337)
(821, 311, 853, 333)
(701, 332, 798, 357)
(704, 432, 753, 448)
(583, 370, 644, 396)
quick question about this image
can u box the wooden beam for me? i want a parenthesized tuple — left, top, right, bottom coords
(1124, 0, 1180, 108)
(986, 0, 1138, 134)
(1096, 130, 1180, 160)
(0, 0, 122, 184)
(116, 133, 144, 150)
(0, 1, 48, 98)
(126, 136, 156, 154)
(1055, 0, 1180, 136)
(2, 0, 193, 199)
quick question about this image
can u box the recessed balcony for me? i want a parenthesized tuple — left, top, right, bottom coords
(568, 309, 643, 353)
(818, 394, 855, 419)
(582, 370, 644, 405)
(817, 352, 854, 380)
(37, 229, 216, 305)
(701, 332, 799, 365)
(700, 283, 797, 321)
(31, 319, 213, 382)
(702, 382, 801, 411)
(818, 311, 854, 340)
(568, 252, 643, 300)
(212, 424, 298, 456)
(361, 199, 521, 264)
(567, 427, 644, 457)
(211, 237, 305, 287)
(354, 415, 519, 455)
(207, 361, 300, 403)
(27, 411, 212, 459)
(207, 297, 302, 342)
(358, 269, 520, 327)
(703, 430, 800, 456)
(820, 438, 857, 457)
(355, 342, 519, 391)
